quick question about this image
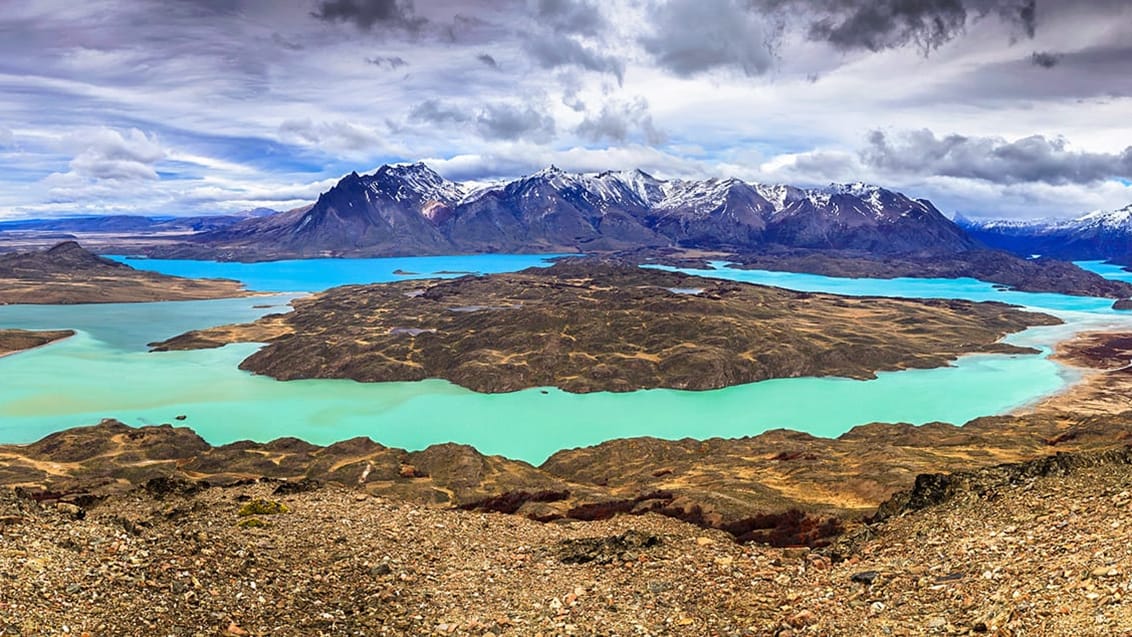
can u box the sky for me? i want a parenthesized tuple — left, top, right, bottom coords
(0, 0, 1130, 221)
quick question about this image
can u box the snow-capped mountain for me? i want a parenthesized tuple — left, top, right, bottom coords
(195, 163, 977, 258)
(1061, 204, 1132, 232)
(959, 204, 1132, 263)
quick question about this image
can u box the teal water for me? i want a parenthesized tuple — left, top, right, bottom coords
(1077, 260, 1132, 284)
(649, 261, 1122, 314)
(2, 255, 1131, 464)
(109, 253, 569, 292)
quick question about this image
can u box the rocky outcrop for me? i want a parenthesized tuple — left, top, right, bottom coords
(872, 447, 1132, 523)
(6, 409, 1132, 547)
(149, 261, 1059, 393)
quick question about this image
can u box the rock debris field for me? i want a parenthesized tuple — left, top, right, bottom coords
(3, 453, 1132, 636)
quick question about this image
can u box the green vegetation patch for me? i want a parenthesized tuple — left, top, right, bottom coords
(237, 499, 290, 516)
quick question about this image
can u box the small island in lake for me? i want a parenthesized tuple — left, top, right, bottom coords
(0, 241, 252, 304)
(0, 328, 75, 357)
(152, 260, 1061, 393)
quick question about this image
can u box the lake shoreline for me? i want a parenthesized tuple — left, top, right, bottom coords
(1, 254, 1129, 465)
(1020, 329, 1132, 416)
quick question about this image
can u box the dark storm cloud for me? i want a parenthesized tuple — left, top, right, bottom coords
(367, 55, 409, 69)
(931, 42, 1132, 101)
(475, 102, 556, 142)
(409, 99, 555, 143)
(640, 0, 1033, 77)
(524, 32, 624, 82)
(1056, 43, 1132, 78)
(532, 0, 607, 36)
(862, 129, 1132, 185)
(575, 97, 666, 145)
(1030, 51, 1060, 68)
(173, 0, 245, 16)
(767, 0, 1132, 55)
(476, 53, 499, 69)
(638, 0, 1123, 78)
(271, 33, 305, 51)
(409, 99, 471, 125)
(440, 14, 511, 46)
(312, 0, 426, 32)
(516, 0, 625, 81)
(793, 0, 1036, 54)
(640, 0, 778, 77)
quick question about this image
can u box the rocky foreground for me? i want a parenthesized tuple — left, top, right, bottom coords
(151, 261, 1058, 393)
(3, 443, 1132, 635)
(0, 242, 250, 304)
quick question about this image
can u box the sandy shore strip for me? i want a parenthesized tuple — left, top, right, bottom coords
(1019, 329, 1132, 415)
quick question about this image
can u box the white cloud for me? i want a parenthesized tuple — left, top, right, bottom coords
(63, 127, 166, 181)
(278, 119, 393, 155)
(0, 0, 1128, 219)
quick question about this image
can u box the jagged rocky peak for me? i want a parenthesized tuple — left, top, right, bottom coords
(751, 183, 806, 212)
(186, 161, 980, 258)
(527, 164, 574, 185)
(804, 182, 944, 221)
(598, 168, 666, 203)
(653, 176, 768, 217)
(534, 164, 565, 176)
(370, 162, 465, 204)
(824, 181, 884, 197)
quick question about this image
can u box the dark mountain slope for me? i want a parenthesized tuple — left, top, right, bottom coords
(157, 164, 978, 260)
(959, 205, 1132, 265)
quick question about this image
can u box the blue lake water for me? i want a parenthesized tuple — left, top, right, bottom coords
(651, 261, 1123, 314)
(1077, 260, 1132, 284)
(2, 254, 1131, 464)
(108, 253, 570, 292)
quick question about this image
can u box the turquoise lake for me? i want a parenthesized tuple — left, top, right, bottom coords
(1, 255, 1130, 464)
(108, 253, 573, 292)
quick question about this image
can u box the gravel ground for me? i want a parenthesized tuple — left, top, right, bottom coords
(2, 460, 1131, 636)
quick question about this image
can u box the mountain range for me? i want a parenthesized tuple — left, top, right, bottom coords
(959, 205, 1132, 265)
(4, 163, 1130, 298)
(145, 163, 977, 259)
(0, 208, 278, 235)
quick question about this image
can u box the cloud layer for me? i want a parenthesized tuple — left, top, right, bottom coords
(862, 130, 1132, 185)
(0, 0, 1129, 219)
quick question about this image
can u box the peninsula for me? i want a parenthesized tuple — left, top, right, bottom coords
(0, 241, 251, 304)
